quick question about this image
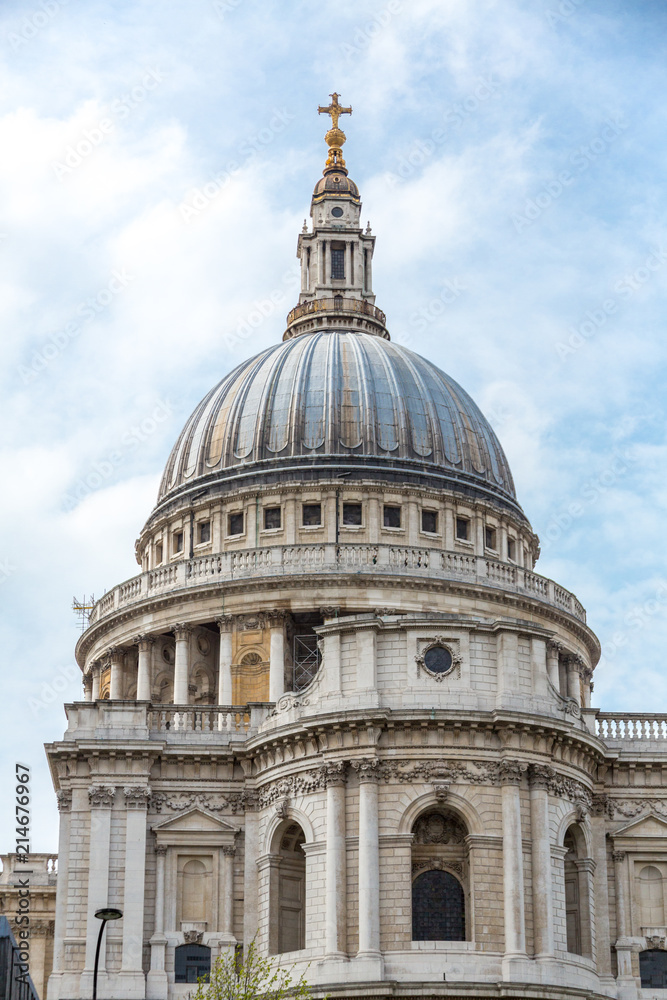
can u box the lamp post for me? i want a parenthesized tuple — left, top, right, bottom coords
(93, 907, 123, 1000)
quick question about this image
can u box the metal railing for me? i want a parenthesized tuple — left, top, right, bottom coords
(87, 543, 587, 627)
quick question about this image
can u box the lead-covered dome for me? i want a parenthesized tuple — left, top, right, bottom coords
(156, 331, 522, 517)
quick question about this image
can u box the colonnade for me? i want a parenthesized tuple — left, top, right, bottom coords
(83, 613, 289, 706)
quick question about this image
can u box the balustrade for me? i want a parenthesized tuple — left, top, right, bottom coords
(596, 713, 667, 741)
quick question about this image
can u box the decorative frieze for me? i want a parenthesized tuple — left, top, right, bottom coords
(150, 790, 256, 814)
(258, 771, 325, 807)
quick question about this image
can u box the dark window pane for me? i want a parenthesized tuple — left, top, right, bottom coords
(412, 870, 465, 941)
(641, 950, 667, 987)
(384, 505, 401, 528)
(424, 646, 452, 674)
(331, 207, 344, 218)
(302, 504, 322, 526)
(264, 506, 282, 530)
(174, 944, 211, 984)
(331, 248, 345, 279)
(485, 526, 497, 550)
(174, 532, 184, 553)
(422, 510, 437, 533)
(198, 521, 211, 544)
(342, 503, 362, 526)
(456, 517, 469, 540)
(228, 512, 244, 535)
(507, 538, 516, 561)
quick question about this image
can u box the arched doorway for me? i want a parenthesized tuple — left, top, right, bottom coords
(562, 824, 593, 957)
(411, 808, 469, 941)
(270, 822, 306, 954)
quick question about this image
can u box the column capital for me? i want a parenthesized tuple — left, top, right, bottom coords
(612, 850, 626, 863)
(352, 757, 381, 783)
(89, 785, 115, 808)
(124, 786, 151, 810)
(321, 760, 347, 786)
(83, 675, 93, 693)
(267, 609, 289, 628)
(57, 789, 72, 812)
(591, 792, 613, 818)
(215, 615, 235, 632)
(171, 622, 193, 639)
(222, 845, 236, 857)
(529, 763, 555, 790)
(500, 759, 527, 785)
(155, 844, 168, 856)
(133, 633, 155, 650)
(107, 645, 125, 662)
(90, 659, 102, 674)
(547, 639, 563, 656)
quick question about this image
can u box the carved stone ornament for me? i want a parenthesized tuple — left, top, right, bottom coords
(612, 850, 626, 864)
(415, 639, 461, 682)
(591, 793, 614, 818)
(222, 845, 236, 857)
(183, 930, 203, 945)
(151, 790, 257, 814)
(276, 693, 310, 713)
(320, 760, 347, 786)
(351, 758, 381, 783)
(319, 607, 341, 619)
(547, 640, 563, 656)
(171, 623, 193, 639)
(56, 789, 72, 812)
(124, 786, 152, 809)
(432, 781, 450, 802)
(89, 785, 115, 808)
(215, 615, 234, 632)
(155, 845, 168, 856)
(646, 934, 666, 950)
(258, 772, 325, 809)
(564, 699, 581, 718)
(412, 811, 466, 845)
(529, 764, 555, 790)
(610, 799, 667, 821)
(134, 634, 155, 649)
(499, 760, 527, 785)
(275, 798, 289, 819)
(412, 859, 465, 880)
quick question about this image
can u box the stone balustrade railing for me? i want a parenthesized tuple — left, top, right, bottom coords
(147, 705, 253, 734)
(87, 543, 587, 626)
(596, 713, 667, 742)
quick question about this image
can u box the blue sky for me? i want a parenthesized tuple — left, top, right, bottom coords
(1, 0, 666, 850)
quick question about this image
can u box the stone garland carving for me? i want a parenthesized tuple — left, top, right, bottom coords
(609, 798, 667, 821)
(150, 790, 258, 814)
(258, 771, 326, 809)
(88, 785, 115, 808)
(412, 859, 466, 880)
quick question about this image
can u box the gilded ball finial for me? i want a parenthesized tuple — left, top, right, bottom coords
(317, 92, 352, 173)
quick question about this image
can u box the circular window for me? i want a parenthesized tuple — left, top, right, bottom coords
(162, 645, 174, 664)
(423, 645, 453, 674)
(197, 635, 210, 656)
(331, 206, 344, 217)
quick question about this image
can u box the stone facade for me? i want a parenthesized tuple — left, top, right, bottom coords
(44, 105, 667, 1000)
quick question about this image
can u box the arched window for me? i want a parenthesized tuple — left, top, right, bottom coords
(270, 822, 306, 954)
(637, 865, 665, 928)
(181, 859, 207, 923)
(640, 949, 667, 988)
(411, 809, 469, 942)
(562, 824, 593, 957)
(174, 943, 211, 983)
(412, 870, 465, 941)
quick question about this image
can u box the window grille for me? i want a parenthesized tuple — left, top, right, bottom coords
(331, 247, 345, 280)
(641, 950, 667, 988)
(293, 634, 321, 691)
(412, 870, 465, 941)
(174, 944, 211, 984)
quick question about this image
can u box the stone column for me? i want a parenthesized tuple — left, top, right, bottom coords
(575, 857, 596, 960)
(216, 616, 234, 705)
(500, 761, 527, 970)
(268, 612, 286, 703)
(242, 795, 259, 952)
(612, 850, 633, 978)
(546, 640, 561, 691)
(135, 635, 154, 702)
(147, 845, 168, 1000)
(91, 662, 101, 701)
(172, 624, 191, 705)
(566, 654, 581, 705)
(83, 675, 93, 702)
(354, 759, 381, 959)
(120, 787, 150, 993)
(84, 786, 115, 973)
(323, 762, 347, 959)
(51, 791, 72, 976)
(591, 795, 613, 982)
(221, 846, 236, 937)
(529, 765, 554, 961)
(109, 647, 124, 700)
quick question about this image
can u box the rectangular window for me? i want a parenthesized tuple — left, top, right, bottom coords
(342, 502, 362, 526)
(331, 246, 345, 280)
(198, 521, 211, 544)
(383, 505, 401, 528)
(485, 526, 497, 550)
(507, 537, 516, 561)
(456, 517, 470, 541)
(155, 542, 163, 564)
(264, 506, 282, 530)
(421, 510, 438, 533)
(173, 531, 184, 554)
(302, 503, 322, 526)
(228, 512, 244, 536)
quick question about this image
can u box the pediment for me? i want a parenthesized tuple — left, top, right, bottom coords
(152, 807, 238, 834)
(614, 814, 667, 839)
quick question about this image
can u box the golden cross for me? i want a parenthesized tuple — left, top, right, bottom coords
(318, 93, 352, 130)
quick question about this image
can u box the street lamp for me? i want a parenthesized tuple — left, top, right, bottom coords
(93, 907, 123, 1000)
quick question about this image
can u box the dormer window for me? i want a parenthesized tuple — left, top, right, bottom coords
(331, 244, 345, 279)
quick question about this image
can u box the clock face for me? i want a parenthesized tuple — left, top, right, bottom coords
(331, 207, 344, 218)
